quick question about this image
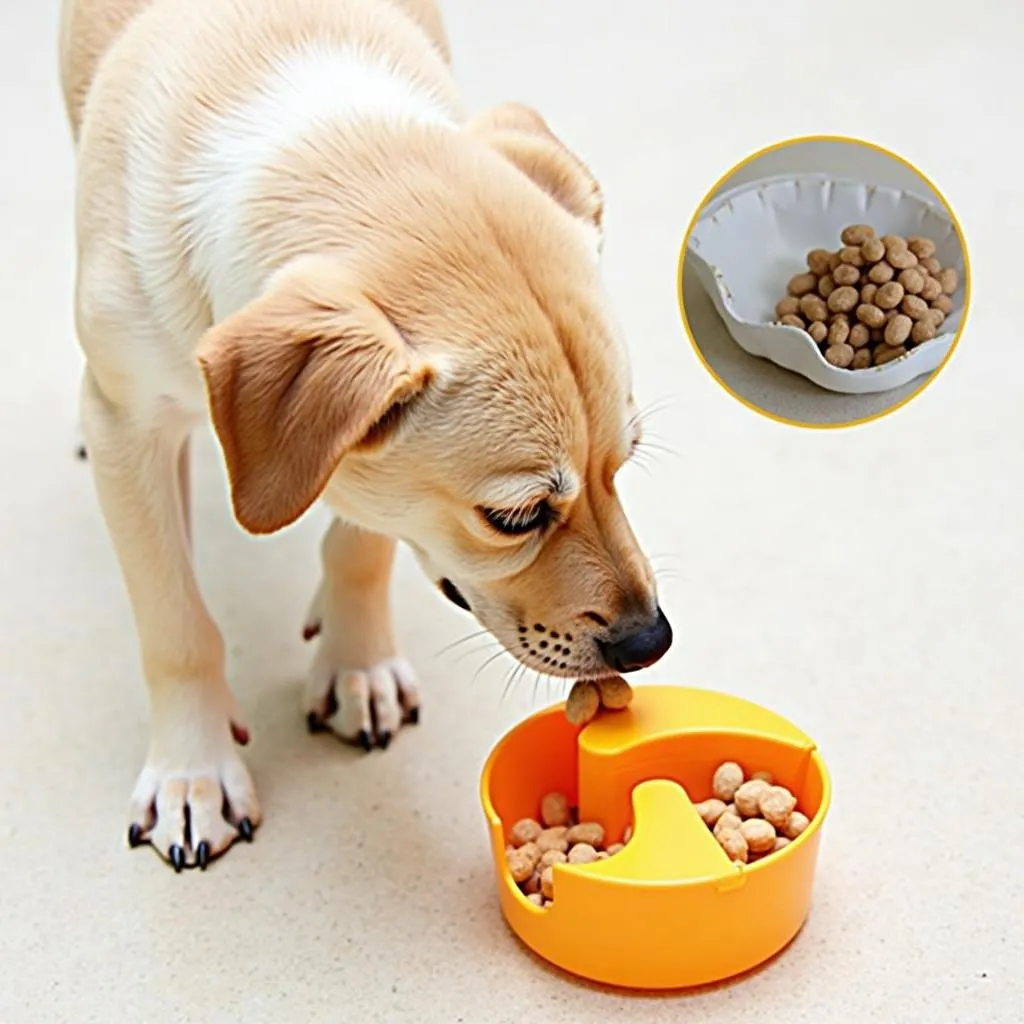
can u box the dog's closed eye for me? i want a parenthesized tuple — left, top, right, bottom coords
(479, 501, 555, 535)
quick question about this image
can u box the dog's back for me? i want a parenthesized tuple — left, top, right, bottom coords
(59, 0, 451, 143)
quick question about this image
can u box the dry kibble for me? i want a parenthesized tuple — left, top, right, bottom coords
(527, 891, 545, 907)
(907, 236, 936, 259)
(509, 818, 543, 847)
(832, 263, 860, 286)
(539, 849, 567, 869)
(740, 818, 777, 853)
(606, 843, 624, 856)
(713, 811, 743, 837)
(716, 828, 749, 863)
(855, 303, 885, 328)
(875, 281, 905, 309)
(594, 851, 609, 860)
(523, 870, 542, 895)
(841, 224, 874, 245)
(773, 836, 791, 852)
(824, 343, 854, 368)
(885, 314, 913, 346)
(827, 285, 859, 313)
(596, 675, 634, 710)
(734, 779, 771, 818)
(695, 799, 728, 827)
(938, 268, 958, 294)
(888, 247, 918, 270)
(799, 294, 828, 322)
(920, 275, 943, 302)
(565, 680, 600, 726)
(540, 866, 555, 900)
(772, 228, 944, 373)
(758, 786, 797, 829)
(838, 245, 864, 267)
(827, 319, 850, 346)
(807, 248, 833, 275)
(851, 347, 872, 369)
(898, 268, 925, 294)
(875, 343, 907, 365)
(788, 272, 818, 297)
(567, 842, 598, 864)
(566, 822, 605, 848)
(902, 295, 929, 321)
(712, 761, 745, 802)
(775, 295, 801, 319)
(783, 811, 810, 840)
(910, 319, 937, 344)
(540, 792, 571, 828)
(868, 261, 895, 284)
(536, 827, 569, 854)
(860, 237, 886, 263)
(751, 770, 774, 785)
(849, 323, 870, 348)
(506, 846, 537, 883)
(622, 825, 633, 844)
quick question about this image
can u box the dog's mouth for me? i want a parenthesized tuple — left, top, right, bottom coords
(439, 577, 471, 612)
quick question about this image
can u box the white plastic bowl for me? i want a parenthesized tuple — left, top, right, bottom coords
(686, 174, 967, 395)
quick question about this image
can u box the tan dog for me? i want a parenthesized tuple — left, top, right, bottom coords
(60, 0, 673, 871)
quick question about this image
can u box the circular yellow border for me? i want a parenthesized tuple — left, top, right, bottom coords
(676, 134, 972, 430)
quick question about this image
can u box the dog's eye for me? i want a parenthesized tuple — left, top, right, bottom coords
(480, 502, 554, 535)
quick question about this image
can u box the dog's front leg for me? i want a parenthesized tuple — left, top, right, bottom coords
(81, 370, 260, 870)
(304, 520, 419, 749)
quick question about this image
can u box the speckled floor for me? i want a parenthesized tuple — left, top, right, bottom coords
(1, 2, 1020, 1022)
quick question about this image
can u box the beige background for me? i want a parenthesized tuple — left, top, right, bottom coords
(683, 138, 955, 426)
(0, 2, 1020, 1023)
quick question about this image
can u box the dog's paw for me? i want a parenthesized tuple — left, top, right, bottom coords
(127, 739, 261, 871)
(305, 652, 420, 750)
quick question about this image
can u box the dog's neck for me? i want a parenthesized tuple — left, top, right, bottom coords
(181, 43, 459, 324)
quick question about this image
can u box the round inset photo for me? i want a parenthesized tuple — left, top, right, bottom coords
(679, 136, 970, 427)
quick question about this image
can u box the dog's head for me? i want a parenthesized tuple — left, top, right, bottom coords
(197, 104, 672, 678)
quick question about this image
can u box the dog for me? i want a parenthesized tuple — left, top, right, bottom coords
(59, 0, 673, 871)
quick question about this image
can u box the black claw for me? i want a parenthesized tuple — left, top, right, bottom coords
(357, 728, 372, 751)
(196, 841, 210, 870)
(127, 823, 144, 848)
(238, 817, 254, 843)
(306, 710, 326, 734)
(378, 730, 392, 750)
(169, 844, 186, 873)
(408, 706, 420, 725)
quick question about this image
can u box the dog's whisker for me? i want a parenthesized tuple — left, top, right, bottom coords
(434, 628, 491, 657)
(472, 647, 512, 686)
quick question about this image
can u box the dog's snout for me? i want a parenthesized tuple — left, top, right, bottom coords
(598, 606, 673, 673)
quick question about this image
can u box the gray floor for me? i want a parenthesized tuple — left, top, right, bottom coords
(1, 2, 1021, 1023)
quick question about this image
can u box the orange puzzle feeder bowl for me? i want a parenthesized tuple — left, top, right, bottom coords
(480, 685, 831, 990)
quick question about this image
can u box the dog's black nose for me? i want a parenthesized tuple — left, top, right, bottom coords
(598, 606, 673, 673)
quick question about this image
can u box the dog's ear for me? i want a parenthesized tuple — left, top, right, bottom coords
(197, 260, 431, 535)
(466, 102, 603, 234)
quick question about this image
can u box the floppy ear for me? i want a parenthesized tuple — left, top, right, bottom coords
(465, 102, 604, 234)
(197, 260, 431, 535)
